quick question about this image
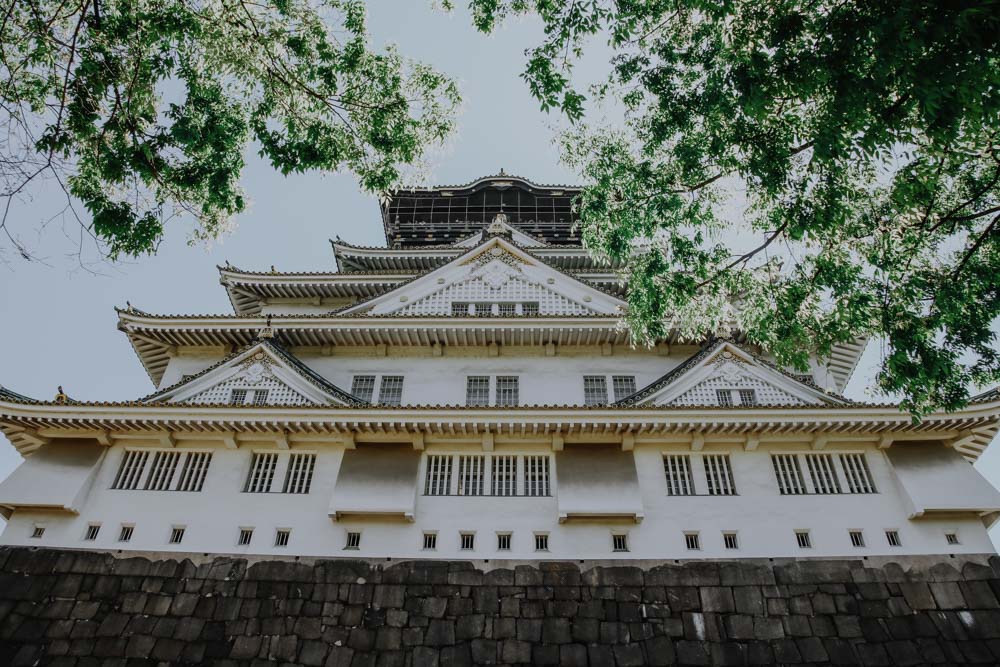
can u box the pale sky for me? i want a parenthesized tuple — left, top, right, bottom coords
(1, 3, 998, 544)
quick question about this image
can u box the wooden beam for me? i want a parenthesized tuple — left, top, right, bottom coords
(744, 436, 760, 451)
(220, 432, 238, 449)
(551, 433, 564, 451)
(621, 433, 635, 451)
(412, 432, 425, 451)
(482, 432, 495, 452)
(342, 432, 356, 449)
(691, 433, 705, 451)
(878, 435, 894, 449)
(811, 435, 828, 450)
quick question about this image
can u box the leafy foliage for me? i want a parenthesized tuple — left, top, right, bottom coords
(470, 0, 1000, 412)
(1, 0, 459, 258)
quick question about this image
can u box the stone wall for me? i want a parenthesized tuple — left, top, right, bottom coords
(1, 548, 1000, 666)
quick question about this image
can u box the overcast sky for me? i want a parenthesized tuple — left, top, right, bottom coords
(1, 3, 998, 543)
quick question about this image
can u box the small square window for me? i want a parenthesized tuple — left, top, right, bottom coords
(252, 389, 269, 405)
(612, 533, 629, 552)
(885, 530, 901, 547)
(685, 533, 701, 550)
(945, 532, 960, 546)
(534, 533, 549, 552)
(345, 532, 361, 550)
(169, 527, 185, 544)
(497, 533, 512, 551)
(274, 529, 291, 547)
(460, 533, 475, 551)
(521, 302, 539, 316)
(84, 524, 101, 541)
(723, 532, 739, 550)
(716, 389, 733, 407)
(379, 376, 404, 406)
(466, 376, 490, 407)
(238, 528, 254, 546)
(738, 389, 757, 407)
(849, 530, 865, 548)
(795, 530, 812, 549)
(423, 532, 437, 550)
(118, 525, 134, 543)
(230, 389, 248, 405)
(612, 375, 637, 401)
(30, 525, 45, 539)
(351, 375, 376, 402)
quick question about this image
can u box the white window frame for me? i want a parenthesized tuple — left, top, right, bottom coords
(703, 454, 737, 496)
(459, 532, 476, 551)
(168, 526, 186, 545)
(684, 532, 701, 551)
(848, 530, 865, 548)
(885, 530, 901, 547)
(795, 530, 812, 549)
(583, 376, 609, 405)
(611, 532, 629, 553)
(495, 376, 519, 407)
(274, 528, 291, 547)
(496, 532, 512, 551)
(378, 375, 405, 406)
(237, 527, 254, 546)
(422, 532, 438, 550)
(30, 524, 45, 539)
(345, 531, 361, 550)
(350, 375, 376, 402)
(723, 532, 739, 550)
(465, 376, 490, 407)
(611, 375, 637, 401)
(118, 524, 134, 543)
(83, 523, 101, 541)
(534, 532, 549, 552)
(663, 454, 695, 495)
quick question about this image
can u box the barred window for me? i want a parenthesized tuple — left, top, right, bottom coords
(474, 302, 491, 316)
(118, 525, 134, 542)
(230, 389, 248, 404)
(498, 303, 518, 317)
(663, 455, 694, 495)
(345, 532, 361, 550)
(849, 530, 865, 548)
(422, 533, 437, 550)
(723, 532, 739, 550)
(378, 376, 404, 406)
(111, 450, 150, 490)
(886, 530, 901, 547)
(795, 530, 812, 549)
(840, 453, 877, 494)
(282, 453, 316, 494)
(274, 529, 290, 547)
(351, 375, 376, 402)
(805, 454, 842, 494)
(424, 455, 453, 495)
(252, 389, 269, 405)
(466, 376, 490, 407)
(524, 455, 550, 496)
(458, 455, 485, 496)
(451, 302, 471, 316)
(238, 528, 254, 546)
(583, 376, 608, 405)
(84, 524, 100, 541)
(175, 452, 212, 492)
(496, 376, 519, 406)
(945, 532, 960, 545)
(496, 533, 512, 551)
(703, 455, 736, 496)
(716, 389, 734, 407)
(169, 527, 185, 544)
(684, 533, 701, 550)
(30, 526, 45, 539)
(460, 533, 475, 550)
(612, 534, 629, 552)
(534, 534, 549, 551)
(244, 452, 279, 493)
(144, 451, 182, 491)
(738, 389, 757, 407)
(491, 455, 517, 496)
(612, 375, 636, 401)
(772, 454, 807, 495)
(521, 302, 540, 316)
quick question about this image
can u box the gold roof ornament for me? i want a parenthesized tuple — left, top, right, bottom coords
(54, 386, 68, 403)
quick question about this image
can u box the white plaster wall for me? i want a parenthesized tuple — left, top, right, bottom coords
(2, 440, 995, 559)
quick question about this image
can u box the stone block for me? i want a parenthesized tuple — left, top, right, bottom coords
(733, 586, 764, 615)
(559, 643, 587, 667)
(899, 582, 937, 610)
(412, 646, 439, 667)
(675, 640, 710, 666)
(500, 639, 531, 664)
(425, 619, 455, 646)
(929, 581, 966, 610)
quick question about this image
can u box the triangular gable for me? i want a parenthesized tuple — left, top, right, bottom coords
(618, 341, 849, 408)
(452, 221, 548, 249)
(339, 236, 625, 317)
(145, 340, 363, 406)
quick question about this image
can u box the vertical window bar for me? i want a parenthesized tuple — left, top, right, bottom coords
(806, 454, 842, 494)
(840, 453, 877, 494)
(664, 455, 694, 495)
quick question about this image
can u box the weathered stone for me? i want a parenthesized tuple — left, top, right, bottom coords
(424, 619, 455, 646)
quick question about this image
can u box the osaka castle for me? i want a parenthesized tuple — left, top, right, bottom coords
(2, 173, 1000, 561)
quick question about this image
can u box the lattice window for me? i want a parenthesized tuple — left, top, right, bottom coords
(475, 302, 492, 316)
(190, 374, 310, 406)
(458, 455, 485, 496)
(612, 376, 636, 401)
(806, 454, 842, 494)
(378, 376, 404, 406)
(492, 455, 517, 496)
(230, 389, 248, 404)
(176, 452, 212, 492)
(466, 376, 490, 407)
(772, 454, 807, 495)
(522, 302, 540, 316)
(244, 452, 279, 493)
(144, 451, 181, 491)
(840, 453, 877, 494)
(738, 389, 757, 407)
(112, 450, 150, 490)
(663, 455, 694, 495)
(351, 375, 376, 402)
(498, 303, 518, 316)
(672, 371, 804, 407)
(252, 389, 269, 405)
(396, 274, 593, 317)
(685, 533, 701, 550)
(282, 453, 316, 494)
(716, 389, 734, 407)
(451, 302, 471, 316)
(496, 376, 519, 406)
(703, 455, 736, 495)
(424, 455, 452, 495)
(524, 456, 550, 496)
(583, 376, 608, 405)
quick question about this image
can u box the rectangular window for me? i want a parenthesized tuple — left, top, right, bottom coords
(175, 452, 212, 492)
(30, 526, 45, 539)
(521, 302, 539, 316)
(244, 452, 279, 493)
(230, 389, 248, 404)
(738, 389, 757, 407)
(523, 456, 551, 496)
(423, 533, 437, 550)
(238, 528, 254, 546)
(849, 530, 865, 548)
(498, 303, 517, 317)
(351, 375, 376, 402)
(474, 302, 491, 316)
(491, 455, 517, 496)
(424, 455, 453, 496)
(451, 302, 470, 317)
(378, 376, 404, 406)
(345, 532, 361, 550)
(612, 533, 629, 552)
(840, 453, 877, 494)
(612, 375, 637, 401)
(583, 376, 609, 405)
(111, 450, 150, 490)
(274, 529, 290, 547)
(118, 525, 134, 543)
(886, 530, 901, 547)
(497, 533, 512, 551)
(663, 455, 695, 496)
(703, 455, 736, 496)
(458, 455, 485, 496)
(772, 454, 807, 495)
(945, 532, 960, 546)
(534, 533, 549, 552)
(723, 532, 739, 550)
(169, 527, 185, 544)
(795, 531, 812, 549)
(495, 376, 519, 406)
(466, 376, 490, 407)
(282, 453, 316, 494)
(460, 533, 475, 550)
(143, 451, 181, 491)
(805, 454, 842, 494)
(716, 389, 734, 407)
(252, 389, 269, 405)
(83, 524, 101, 541)
(685, 533, 701, 550)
